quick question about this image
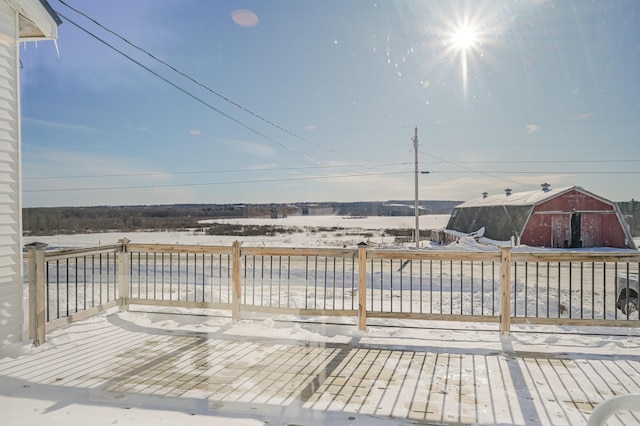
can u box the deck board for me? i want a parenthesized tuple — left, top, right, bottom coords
(1, 311, 639, 425)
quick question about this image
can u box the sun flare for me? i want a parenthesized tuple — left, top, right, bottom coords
(445, 22, 483, 98)
(424, 2, 499, 100)
(452, 25, 478, 50)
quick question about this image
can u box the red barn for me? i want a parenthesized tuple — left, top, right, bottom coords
(446, 185, 636, 249)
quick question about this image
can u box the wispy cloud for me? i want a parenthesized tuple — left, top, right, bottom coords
(324, 161, 352, 167)
(23, 117, 97, 132)
(24, 149, 169, 179)
(189, 130, 202, 136)
(220, 140, 275, 157)
(525, 124, 539, 134)
(247, 163, 278, 170)
(574, 113, 593, 121)
(21, 148, 203, 206)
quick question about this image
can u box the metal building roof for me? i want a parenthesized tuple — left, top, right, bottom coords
(456, 186, 579, 208)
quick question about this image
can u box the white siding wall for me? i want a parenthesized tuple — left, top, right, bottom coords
(0, 1, 21, 345)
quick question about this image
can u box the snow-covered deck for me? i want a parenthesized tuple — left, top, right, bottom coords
(1, 310, 639, 425)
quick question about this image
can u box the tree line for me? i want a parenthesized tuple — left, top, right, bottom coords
(22, 200, 460, 236)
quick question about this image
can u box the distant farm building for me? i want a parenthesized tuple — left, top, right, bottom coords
(444, 185, 636, 249)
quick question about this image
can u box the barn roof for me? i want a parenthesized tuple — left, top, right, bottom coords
(456, 186, 590, 208)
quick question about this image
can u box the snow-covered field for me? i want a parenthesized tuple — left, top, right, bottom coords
(25, 214, 451, 249)
(9, 215, 640, 425)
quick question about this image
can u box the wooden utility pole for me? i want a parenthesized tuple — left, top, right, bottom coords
(413, 126, 420, 247)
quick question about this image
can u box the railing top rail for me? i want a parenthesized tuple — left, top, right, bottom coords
(366, 249, 502, 262)
(43, 244, 121, 261)
(238, 247, 505, 261)
(126, 243, 233, 255)
(28, 240, 640, 264)
(241, 246, 357, 258)
(511, 250, 640, 263)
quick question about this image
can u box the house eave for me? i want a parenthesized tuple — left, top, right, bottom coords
(15, 0, 61, 40)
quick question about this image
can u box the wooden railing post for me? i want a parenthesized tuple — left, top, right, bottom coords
(500, 246, 512, 335)
(232, 240, 242, 322)
(26, 242, 47, 346)
(118, 238, 130, 312)
(357, 242, 368, 331)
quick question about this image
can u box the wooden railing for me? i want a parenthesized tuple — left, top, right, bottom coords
(25, 240, 640, 345)
(25, 241, 121, 346)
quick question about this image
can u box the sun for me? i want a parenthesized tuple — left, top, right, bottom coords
(422, 1, 499, 100)
(445, 22, 482, 98)
(452, 25, 478, 51)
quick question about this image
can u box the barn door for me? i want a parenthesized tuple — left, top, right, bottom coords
(570, 212, 582, 248)
(551, 215, 570, 248)
(581, 214, 602, 247)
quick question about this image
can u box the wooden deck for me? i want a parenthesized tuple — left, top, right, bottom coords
(1, 311, 639, 425)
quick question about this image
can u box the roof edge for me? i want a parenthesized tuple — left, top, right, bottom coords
(38, 0, 62, 26)
(454, 185, 611, 209)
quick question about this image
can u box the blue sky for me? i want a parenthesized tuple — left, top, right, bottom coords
(19, 0, 640, 207)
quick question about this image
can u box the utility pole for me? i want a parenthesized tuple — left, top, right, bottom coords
(413, 126, 420, 247)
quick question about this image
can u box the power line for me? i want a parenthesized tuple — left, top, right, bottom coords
(431, 170, 640, 174)
(57, 0, 368, 162)
(55, 11, 328, 167)
(26, 154, 638, 181)
(431, 159, 640, 165)
(24, 170, 411, 193)
(24, 162, 412, 180)
(421, 151, 640, 188)
(422, 152, 536, 189)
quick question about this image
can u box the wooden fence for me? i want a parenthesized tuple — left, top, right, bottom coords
(25, 239, 640, 345)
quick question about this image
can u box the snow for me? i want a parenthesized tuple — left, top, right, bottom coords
(456, 186, 577, 208)
(27, 215, 450, 249)
(1, 309, 639, 425)
(7, 215, 640, 425)
(199, 214, 450, 230)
